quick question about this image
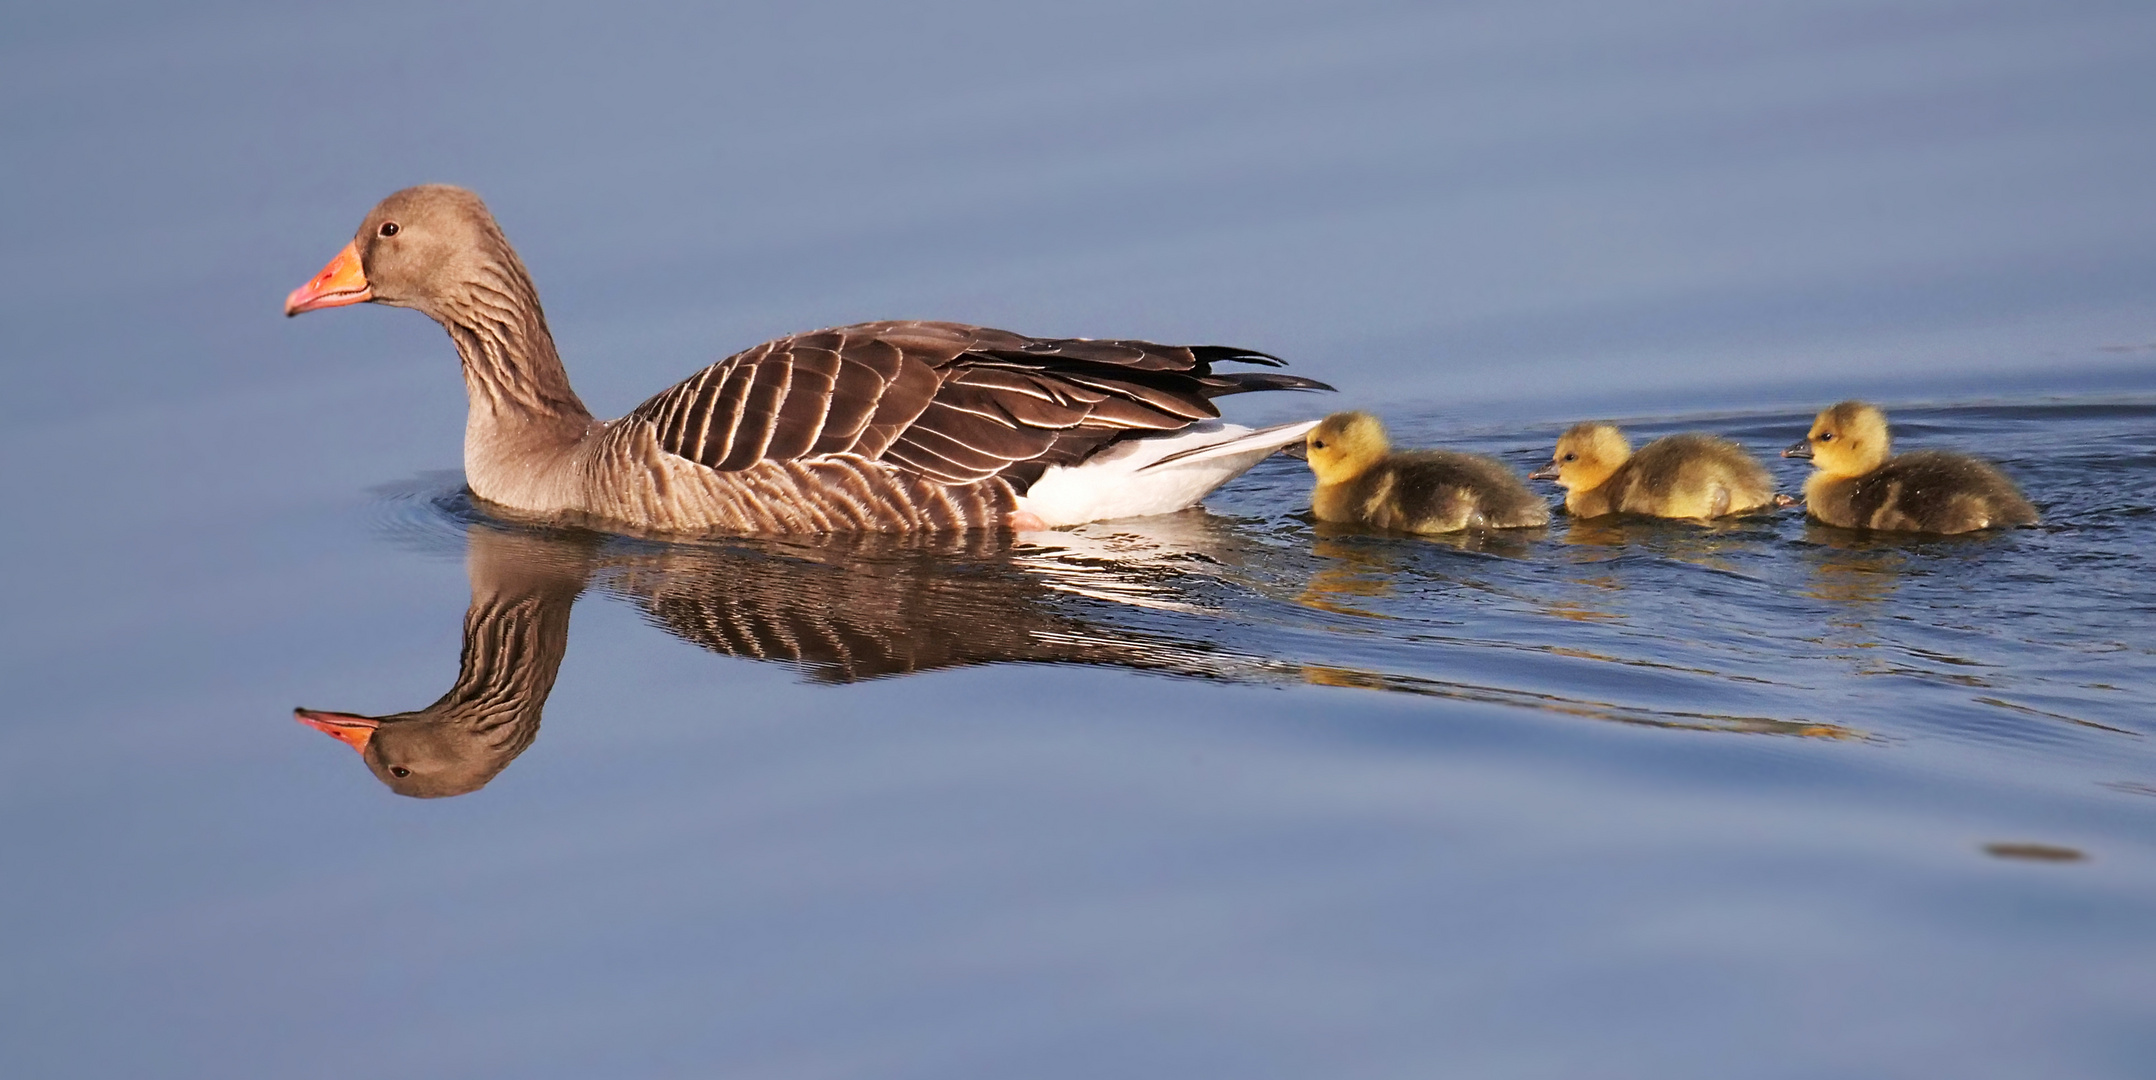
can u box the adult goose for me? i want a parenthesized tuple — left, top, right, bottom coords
(286, 186, 1330, 534)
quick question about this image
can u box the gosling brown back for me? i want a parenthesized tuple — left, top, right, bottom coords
(1323, 450, 1551, 533)
(1805, 449, 2037, 533)
(1589, 433, 1775, 519)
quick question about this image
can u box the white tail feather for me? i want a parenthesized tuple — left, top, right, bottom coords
(1015, 420, 1317, 529)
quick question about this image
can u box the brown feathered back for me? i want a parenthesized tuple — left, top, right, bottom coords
(626, 320, 1326, 493)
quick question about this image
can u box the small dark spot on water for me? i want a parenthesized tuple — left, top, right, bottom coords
(1982, 842, 2088, 863)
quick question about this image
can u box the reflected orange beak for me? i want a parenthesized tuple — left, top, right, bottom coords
(293, 708, 378, 753)
(284, 242, 371, 316)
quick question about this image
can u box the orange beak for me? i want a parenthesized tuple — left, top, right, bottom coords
(293, 708, 378, 753)
(284, 242, 371, 316)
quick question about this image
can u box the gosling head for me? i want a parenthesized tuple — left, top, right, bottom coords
(1528, 422, 1631, 491)
(1304, 411, 1391, 485)
(1784, 400, 1890, 477)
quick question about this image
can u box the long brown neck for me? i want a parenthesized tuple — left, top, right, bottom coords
(432, 249, 594, 447)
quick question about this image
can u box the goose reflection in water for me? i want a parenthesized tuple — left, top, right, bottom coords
(295, 514, 1262, 798)
(296, 528, 581, 797)
(299, 494, 1867, 797)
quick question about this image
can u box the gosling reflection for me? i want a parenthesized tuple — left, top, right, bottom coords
(1298, 536, 1402, 617)
(1798, 525, 1928, 682)
(1557, 514, 1763, 572)
(297, 520, 1243, 798)
(1801, 523, 1912, 608)
(1296, 525, 1543, 619)
(1311, 518, 1544, 557)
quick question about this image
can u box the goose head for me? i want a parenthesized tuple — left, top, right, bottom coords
(1529, 422, 1630, 490)
(1785, 400, 1890, 476)
(285, 185, 520, 322)
(1304, 411, 1390, 485)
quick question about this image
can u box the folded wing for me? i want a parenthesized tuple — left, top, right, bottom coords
(623, 320, 1327, 491)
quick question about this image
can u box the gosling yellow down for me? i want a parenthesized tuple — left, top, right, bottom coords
(1303, 412, 1550, 533)
(1529, 422, 1775, 520)
(1783, 401, 2036, 534)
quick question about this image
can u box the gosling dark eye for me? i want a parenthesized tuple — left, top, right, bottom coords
(1818, 432, 1834, 442)
(1311, 440, 1327, 449)
(1563, 453, 1577, 462)
(389, 766, 411, 778)
(378, 221, 400, 237)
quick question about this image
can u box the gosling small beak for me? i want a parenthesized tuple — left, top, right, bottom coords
(294, 707, 378, 753)
(1279, 442, 1309, 460)
(1527, 464, 1560, 481)
(1781, 438, 1814, 460)
(284, 242, 372, 316)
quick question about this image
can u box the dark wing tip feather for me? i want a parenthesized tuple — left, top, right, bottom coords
(1187, 344, 1288, 368)
(1203, 371, 1336, 396)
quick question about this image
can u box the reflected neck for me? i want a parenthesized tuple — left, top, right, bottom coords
(427, 588, 571, 733)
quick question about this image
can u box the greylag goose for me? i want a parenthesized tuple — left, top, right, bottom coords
(285, 186, 1330, 534)
(1299, 411, 1550, 533)
(1781, 401, 2037, 533)
(1529, 423, 1775, 519)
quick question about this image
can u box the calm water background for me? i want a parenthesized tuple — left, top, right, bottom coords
(5, 2, 2155, 1077)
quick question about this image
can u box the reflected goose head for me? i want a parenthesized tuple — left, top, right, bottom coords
(1304, 411, 1390, 484)
(285, 184, 518, 321)
(289, 523, 588, 798)
(1786, 400, 1891, 477)
(1530, 422, 1630, 490)
(294, 705, 525, 799)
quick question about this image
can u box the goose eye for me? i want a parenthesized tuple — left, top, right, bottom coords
(1312, 440, 1327, 449)
(389, 766, 411, 778)
(1563, 453, 1577, 462)
(378, 221, 400, 238)
(1818, 432, 1834, 442)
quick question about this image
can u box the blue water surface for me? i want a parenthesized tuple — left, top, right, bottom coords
(3, 2, 2154, 1077)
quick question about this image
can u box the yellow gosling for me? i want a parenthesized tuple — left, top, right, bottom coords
(1529, 422, 1775, 519)
(1304, 412, 1549, 533)
(1782, 401, 2037, 534)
